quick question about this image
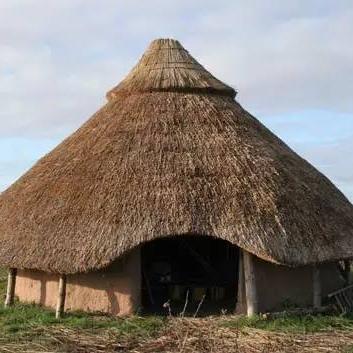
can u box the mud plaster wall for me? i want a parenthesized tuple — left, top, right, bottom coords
(15, 248, 141, 316)
(253, 257, 344, 312)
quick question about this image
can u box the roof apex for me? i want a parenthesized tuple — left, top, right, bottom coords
(148, 38, 184, 49)
(107, 38, 236, 99)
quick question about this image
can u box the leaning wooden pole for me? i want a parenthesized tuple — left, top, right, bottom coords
(55, 274, 67, 319)
(4, 268, 17, 307)
(313, 265, 322, 309)
(243, 250, 258, 316)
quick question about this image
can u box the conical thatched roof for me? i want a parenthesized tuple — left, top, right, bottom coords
(107, 39, 236, 99)
(0, 38, 353, 274)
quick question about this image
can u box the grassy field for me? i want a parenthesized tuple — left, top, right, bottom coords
(223, 313, 353, 333)
(1, 270, 353, 352)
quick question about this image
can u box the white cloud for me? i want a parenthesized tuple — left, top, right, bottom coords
(0, 1, 353, 137)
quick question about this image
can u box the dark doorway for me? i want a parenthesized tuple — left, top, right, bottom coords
(141, 236, 239, 315)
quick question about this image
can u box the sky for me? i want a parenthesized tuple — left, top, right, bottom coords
(0, 1, 352, 201)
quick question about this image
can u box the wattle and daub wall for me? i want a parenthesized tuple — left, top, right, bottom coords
(15, 248, 343, 315)
(16, 249, 141, 316)
(237, 256, 343, 313)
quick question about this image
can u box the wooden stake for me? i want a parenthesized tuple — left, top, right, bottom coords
(55, 274, 67, 319)
(313, 265, 321, 309)
(243, 251, 258, 316)
(4, 268, 17, 307)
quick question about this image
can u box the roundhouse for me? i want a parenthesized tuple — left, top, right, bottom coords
(0, 39, 352, 317)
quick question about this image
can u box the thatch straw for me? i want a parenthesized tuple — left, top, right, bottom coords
(107, 38, 236, 99)
(1, 318, 353, 353)
(0, 38, 353, 274)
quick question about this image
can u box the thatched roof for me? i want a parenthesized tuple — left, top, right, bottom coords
(106, 39, 236, 99)
(0, 38, 353, 274)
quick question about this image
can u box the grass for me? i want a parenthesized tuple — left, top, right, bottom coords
(222, 313, 353, 333)
(0, 302, 164, 335)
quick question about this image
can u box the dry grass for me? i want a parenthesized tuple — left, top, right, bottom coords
(1, 316, 353, 353)
(143, 317, 353, 353)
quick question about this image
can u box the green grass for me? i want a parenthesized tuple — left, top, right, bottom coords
(0, 302, 164, 336)
(222, 313, 353, 333)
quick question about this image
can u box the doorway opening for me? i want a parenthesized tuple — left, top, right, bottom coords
(141, 235, 239, 315)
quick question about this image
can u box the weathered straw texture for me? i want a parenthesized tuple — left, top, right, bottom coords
(107, 39, 236, 99)
(0, 38, 353, 274)
(2, 318, 353, 352)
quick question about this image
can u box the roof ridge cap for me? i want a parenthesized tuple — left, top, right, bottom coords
(106, 38, 236, 99)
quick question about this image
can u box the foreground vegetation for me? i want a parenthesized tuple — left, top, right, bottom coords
(1, 271, 353, 352)
(223, 313, 353, 333)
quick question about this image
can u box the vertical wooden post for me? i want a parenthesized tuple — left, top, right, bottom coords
(4, 268, 17, 307)
(236, 251, 246, 313)
(313, 265, 321, 309)
(243, 250, 258, 316)
(55, 274, 67, 319)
